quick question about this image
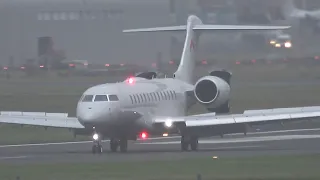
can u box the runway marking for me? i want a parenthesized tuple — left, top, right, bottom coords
(137, 135, 320, 145)
(0, 136, 180, 148)
(201, 145, 262, 151)
(0, 128, 320, 148)
(0, 156, 29, 160)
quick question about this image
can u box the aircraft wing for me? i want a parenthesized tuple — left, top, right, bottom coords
(154, 106, 320, 127)
(0, 111, 85, 129)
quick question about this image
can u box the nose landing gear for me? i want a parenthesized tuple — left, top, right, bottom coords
(92, 132, 103, 154)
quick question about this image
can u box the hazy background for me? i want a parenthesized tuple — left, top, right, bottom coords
(0, 0, 320, 68)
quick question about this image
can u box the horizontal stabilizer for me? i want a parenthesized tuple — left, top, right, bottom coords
(123, 25, 186, 33)
(193, 24, 291, 31)
(123, 25, 290, 33)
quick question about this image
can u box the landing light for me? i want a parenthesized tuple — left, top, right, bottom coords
(93, 133, 99, 140)
(165, 119, 173, 127)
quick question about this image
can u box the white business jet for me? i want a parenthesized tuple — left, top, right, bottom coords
(1, 15, 320, 154)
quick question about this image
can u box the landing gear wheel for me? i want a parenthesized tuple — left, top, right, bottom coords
(92, 144, 103, 154)
(181, 136, 189, 151)
(119, 138, 128, 153)
(190, 136, 198, 151)
(110, 139, 119, 152)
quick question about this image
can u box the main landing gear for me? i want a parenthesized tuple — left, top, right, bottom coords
(91, 132, 129, 154)
(110, 137, 128, 153)
(181, 135, 198, 151)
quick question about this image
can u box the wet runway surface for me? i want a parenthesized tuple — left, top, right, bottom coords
(1, 128, 320, 164)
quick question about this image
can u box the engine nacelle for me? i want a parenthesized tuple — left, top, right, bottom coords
(194, 76, 230, 109)
(135, 71, 157, 80)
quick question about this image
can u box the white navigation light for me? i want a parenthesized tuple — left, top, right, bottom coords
(165, 119, 173, 127)
(93, 133, 99, 140)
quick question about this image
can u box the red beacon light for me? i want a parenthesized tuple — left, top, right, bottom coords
(140, 131, 148, 140)
(126, 77, 135, 85)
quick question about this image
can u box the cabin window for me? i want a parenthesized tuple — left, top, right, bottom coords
(166, 91, 171, 100)
(108, 95, 119, 101)
(139, 94, 144, 103)
(147, 93, 151, 102)
(156, 92, 161, 101)
(160, 92, 165, 100)
(129, 95, 133, 104)
(173, 91, 177, 99)
(143, 94, 147, 102)
(82, 95, 94, 102)
(94, 95, 108, 102)
(170, 91, 175, 99)
(133, 95, 137, 104)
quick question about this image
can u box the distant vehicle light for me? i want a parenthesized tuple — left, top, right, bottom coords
(269, 40, 276, 44)
(69, 63, 75, 67)
(84, 63, 88, 66)
(275, 43, 281, 48)
(120, 63, 124, 66)
(201, 60, 207, 65)
(235, 61, 241, 65)
(284, 42, 292, 48)
(39, 65, 44, 68)
(163, 133, 168, 137)
(20, 66, 25, 69)
(315, 56, 319, 60)
(169, 60, 174, 64)
(105, 64, 110, 67)
(3, 67, 8, 70)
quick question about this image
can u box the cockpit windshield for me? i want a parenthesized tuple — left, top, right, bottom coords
(94, 95, 108, 102)
(80, 94, 118, 102)
(81, 95, 94, 102)
(108, 95, 119, 101)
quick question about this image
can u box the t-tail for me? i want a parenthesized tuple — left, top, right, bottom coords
(123, 15, 290, 84)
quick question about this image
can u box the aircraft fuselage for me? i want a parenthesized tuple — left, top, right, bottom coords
(75, 77, 194, 139)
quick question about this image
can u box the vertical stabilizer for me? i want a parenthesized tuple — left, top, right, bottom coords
(123, 15, 290, 84)
(282, 0, 305, 19)
(173, 15, 202, 84)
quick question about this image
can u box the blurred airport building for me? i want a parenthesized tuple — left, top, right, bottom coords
(0, 0, 320, 68)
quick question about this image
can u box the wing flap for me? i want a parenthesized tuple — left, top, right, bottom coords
(0, 111, 84, 129)
(154, 106, 320, 128)
(244, 106, 320, 115)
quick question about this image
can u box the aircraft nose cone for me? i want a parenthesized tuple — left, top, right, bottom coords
(78, 112, 96, 122)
